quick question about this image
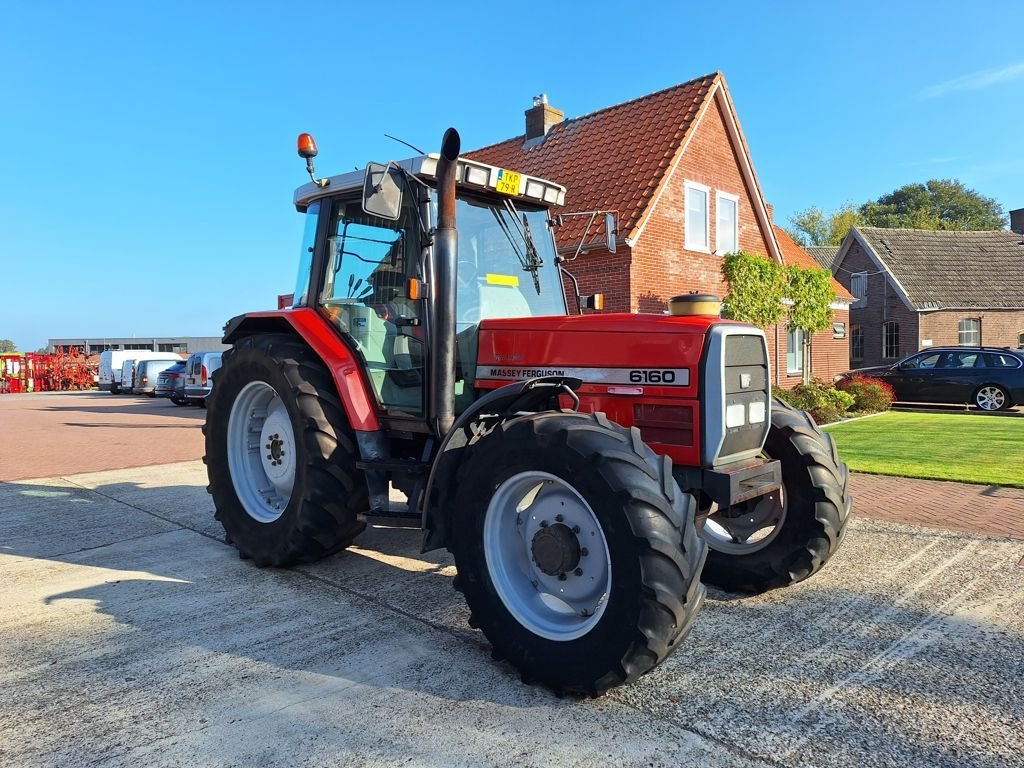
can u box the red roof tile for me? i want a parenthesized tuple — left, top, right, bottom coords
(468, 73, 719, 243)
(773, 226, 854, 300)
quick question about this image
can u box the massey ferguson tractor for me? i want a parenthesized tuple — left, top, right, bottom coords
(205, 128, 851, 696)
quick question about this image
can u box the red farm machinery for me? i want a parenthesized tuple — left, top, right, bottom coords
(0, 348, 97, 394)
(204, 129, 851, 695)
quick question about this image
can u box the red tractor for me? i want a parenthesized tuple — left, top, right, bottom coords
(206, 129, 851, 695)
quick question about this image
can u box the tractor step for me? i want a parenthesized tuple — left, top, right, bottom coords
(356, 459, 431, 475)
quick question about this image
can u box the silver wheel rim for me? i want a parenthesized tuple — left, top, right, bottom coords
(483, 471, 611, 641)
(227, 381, 296, 523)
(976, 386, 1005, 411)
(703, 484, 787, 554)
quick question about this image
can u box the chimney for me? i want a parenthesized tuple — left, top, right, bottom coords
(765, 202, 775, 223)
(1010, 207, 1024, 234)
(525, 93, 564, 141)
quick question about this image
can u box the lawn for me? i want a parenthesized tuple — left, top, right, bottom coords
(821, 411, 1024, 488)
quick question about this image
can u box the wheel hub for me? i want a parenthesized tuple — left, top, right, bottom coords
(531, 523, 582, 576)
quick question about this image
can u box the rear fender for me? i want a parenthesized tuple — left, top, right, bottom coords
(420, 376, 582, 553)
(223, 308, 381, 432)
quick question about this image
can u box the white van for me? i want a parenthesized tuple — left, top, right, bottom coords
(184, 352, 224, 406)
(101, 350, 183, 393)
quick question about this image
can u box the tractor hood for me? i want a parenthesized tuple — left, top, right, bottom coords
(475, 313, 751, 397)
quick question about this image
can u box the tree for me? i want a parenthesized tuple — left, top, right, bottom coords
(859, 179, 1006, 231)
(0, 339, 16, 353)
(787, 203, 861, 246)
(785, 265, 837, 384)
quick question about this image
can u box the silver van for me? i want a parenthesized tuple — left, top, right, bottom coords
(132, 358, 183, 396)
(184, 351, 224, 406)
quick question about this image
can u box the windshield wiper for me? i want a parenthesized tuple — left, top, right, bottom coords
(502, 199, 543, 295)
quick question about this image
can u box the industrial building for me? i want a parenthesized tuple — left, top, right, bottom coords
(46, 336, 230, 355)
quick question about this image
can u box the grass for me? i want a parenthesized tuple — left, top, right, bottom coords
(821, 411, 1024, 488)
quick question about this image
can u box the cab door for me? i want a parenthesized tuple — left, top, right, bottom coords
(317, 197, 426, 417)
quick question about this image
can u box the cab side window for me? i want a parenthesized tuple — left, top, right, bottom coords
(319, 199, 424, 416)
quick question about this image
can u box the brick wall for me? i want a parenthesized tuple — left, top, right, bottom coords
(630, 99, 774, 312)
(919, 309, 1024, 349)
(556, 247, 633, 313)
(835, 240, 919, 367)
(767, 308, 851, 389)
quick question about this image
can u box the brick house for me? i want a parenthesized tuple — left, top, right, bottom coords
(469, 72, 853, 388)
(832, 226, 1024, 368)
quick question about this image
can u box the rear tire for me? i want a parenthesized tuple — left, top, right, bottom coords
(450, 411, 706, 696)
(205, 333, 368, 566)
(110, 383, 120, 394)
(974, 384, 1010, 411)
(700, 398, 851, 594)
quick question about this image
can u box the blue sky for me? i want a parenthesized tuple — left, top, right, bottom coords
(2, 1, 1022, 351)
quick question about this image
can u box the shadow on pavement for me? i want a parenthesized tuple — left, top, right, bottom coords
(1, 474, 1022, 767)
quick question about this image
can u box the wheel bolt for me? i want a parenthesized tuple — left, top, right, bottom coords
(540, 520, 548, 528)
(574, 568, 583, 576)
(531, 580, 538, 588)
(555, 514, 564, 523)
(581, 547, 589, 557)
(558, 573, 567, 581)
(581, 609, 590, 617)
(266, 455, 272, 460)
(572, 525, 580, 534)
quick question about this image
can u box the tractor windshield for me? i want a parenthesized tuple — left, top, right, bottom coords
(452, 195, 566, 324)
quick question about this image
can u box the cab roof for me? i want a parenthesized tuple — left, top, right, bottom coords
(293, 153, 567, 212)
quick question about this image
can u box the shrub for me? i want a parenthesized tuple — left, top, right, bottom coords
(773, 378, 854, 425)
(837, 375, 895, 413)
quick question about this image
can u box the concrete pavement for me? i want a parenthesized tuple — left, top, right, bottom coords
(1, 460, 1022, 767)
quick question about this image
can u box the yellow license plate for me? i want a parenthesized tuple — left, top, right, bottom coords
(494, 169, 521, 196)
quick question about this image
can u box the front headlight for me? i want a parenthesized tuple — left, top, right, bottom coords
(725, 402, 746, 428)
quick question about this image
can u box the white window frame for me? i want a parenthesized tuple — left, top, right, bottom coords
(715, 191, 739, 256)
(850, 272, 868, 307)
(684, 180, 711, 253)
(850, 325, 864, 360)
(882, 321, 900, 359)
(786, 326, 805, 373)
(958, 318, 980, 346)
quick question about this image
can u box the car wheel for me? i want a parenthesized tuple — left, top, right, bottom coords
(974, 384, 1010, 411)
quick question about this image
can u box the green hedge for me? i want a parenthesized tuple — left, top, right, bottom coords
(774, 378, 855, 425)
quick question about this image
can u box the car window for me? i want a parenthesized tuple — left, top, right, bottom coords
(951, 352, 979, 368)
(985, 353, 1022, 368)
(913, 352, 942, 370)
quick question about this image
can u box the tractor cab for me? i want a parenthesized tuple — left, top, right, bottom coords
(289, 142, 569, 429)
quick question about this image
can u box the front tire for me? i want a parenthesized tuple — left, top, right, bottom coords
(205, 333, 368, 566)
(450, 412, 706, 696)
(699, 398, 851, 594)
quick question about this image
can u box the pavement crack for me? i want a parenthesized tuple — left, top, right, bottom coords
(38, 529, 178, 560)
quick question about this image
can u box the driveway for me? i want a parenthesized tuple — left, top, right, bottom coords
(1, 460, 1021, 768)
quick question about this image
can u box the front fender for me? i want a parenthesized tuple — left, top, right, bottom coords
(223, 308, 381, 432)
(420, 376, 581, 553)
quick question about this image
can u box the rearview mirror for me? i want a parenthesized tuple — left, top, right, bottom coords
(605, 212, 617, 253)
(362, 163, 404, 220)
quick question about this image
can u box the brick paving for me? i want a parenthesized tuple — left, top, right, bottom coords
(850, 472, 1024, 540)
(1, 391, 204, 482)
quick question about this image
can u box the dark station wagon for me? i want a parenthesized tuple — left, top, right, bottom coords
(840, 347, 1024, 411)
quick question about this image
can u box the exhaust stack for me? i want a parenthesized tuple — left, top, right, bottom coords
(429, 128, 461, 436)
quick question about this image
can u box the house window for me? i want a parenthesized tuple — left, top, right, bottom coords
(832, 322, 847, 339)
(716, 192, 738, 255)
(684, 181, 710, 252)
(958, 318, 980, 346)
(850, 326, 864, 360)
(786, 326, 805, 373)
(882, 322, 900, 359)
(850, 272, 867, 307)
(1018, 331, 1024, 348)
